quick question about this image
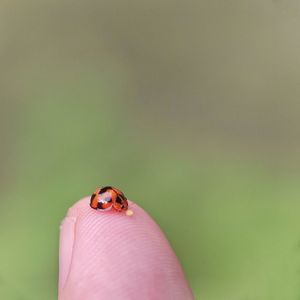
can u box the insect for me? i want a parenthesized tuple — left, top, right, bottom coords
(90, 186, 130, 213)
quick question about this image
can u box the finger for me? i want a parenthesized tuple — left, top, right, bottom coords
(59, 197, 194, 300)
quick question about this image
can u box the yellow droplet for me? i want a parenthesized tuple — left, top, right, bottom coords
(126, 209, 134, 217)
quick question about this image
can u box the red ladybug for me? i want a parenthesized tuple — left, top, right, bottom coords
(90, 186, 128, 212)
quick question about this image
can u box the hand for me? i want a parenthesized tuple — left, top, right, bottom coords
(58, 197, 194, 300)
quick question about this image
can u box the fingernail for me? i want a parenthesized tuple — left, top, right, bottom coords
(59, 216, 77, 293)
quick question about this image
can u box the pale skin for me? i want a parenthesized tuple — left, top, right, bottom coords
(59, 197, 194, 300)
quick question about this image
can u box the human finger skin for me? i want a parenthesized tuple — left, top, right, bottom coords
(59, 197, 194, 300)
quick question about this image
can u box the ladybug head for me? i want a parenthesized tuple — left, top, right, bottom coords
(113, 194, 129, 212)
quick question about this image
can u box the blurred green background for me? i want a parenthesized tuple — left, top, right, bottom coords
(1, 1, 300, 299)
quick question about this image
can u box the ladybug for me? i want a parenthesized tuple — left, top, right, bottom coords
(90, 186, 129, 212)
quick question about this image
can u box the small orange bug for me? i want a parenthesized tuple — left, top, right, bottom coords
(90, 186, 129, 212)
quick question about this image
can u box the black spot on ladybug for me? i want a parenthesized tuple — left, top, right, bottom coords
(100, 186, 112, 193)
(97, 202, 106, 209)
(115, 196, 123, 204)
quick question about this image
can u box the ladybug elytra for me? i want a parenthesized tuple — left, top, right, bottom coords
(90, 186, 129, 212)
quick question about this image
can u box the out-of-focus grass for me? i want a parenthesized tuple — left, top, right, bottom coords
(1, 1, 300, 300)
(1, 95, 300, 299)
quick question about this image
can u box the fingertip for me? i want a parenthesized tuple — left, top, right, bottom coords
(59, 196, 194, 300)
(65, 196, 91, 218)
